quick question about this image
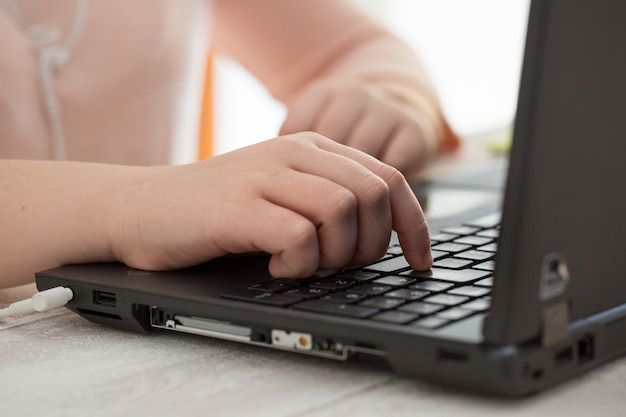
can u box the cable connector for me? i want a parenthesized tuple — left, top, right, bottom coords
(0, 286, 73, 319)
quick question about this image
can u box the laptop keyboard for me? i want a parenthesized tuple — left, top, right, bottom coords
(220, 212, 500, 330)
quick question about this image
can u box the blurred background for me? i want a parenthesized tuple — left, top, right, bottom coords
(212, 0, 530, 155)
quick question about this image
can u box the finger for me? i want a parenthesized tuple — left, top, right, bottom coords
(261, 170, 359, 269)
(380, 120, 430, 177)
(343, 99, 400, 159)
(295, 134, 432, 270)
(311, 88, 367, 143)
(280, 85, 329, 135)
(385, 167, 433, 271)
(220, 197, 321, 278)
(283, 136, 394, 266)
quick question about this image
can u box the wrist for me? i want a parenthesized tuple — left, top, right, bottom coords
(366, 81, 460, 157)
(104, 164, 165, 269)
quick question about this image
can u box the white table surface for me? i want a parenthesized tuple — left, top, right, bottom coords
(2, 136, 625, 416)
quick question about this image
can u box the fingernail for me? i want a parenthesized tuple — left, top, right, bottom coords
(422, 248, 433, 270)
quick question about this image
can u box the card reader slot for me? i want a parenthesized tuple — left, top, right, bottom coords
(168, 315, 253, 343)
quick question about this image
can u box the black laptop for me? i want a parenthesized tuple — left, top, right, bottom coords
(35, 0, 626, 396)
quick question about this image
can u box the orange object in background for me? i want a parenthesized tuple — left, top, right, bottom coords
(198, 52, 214, 160)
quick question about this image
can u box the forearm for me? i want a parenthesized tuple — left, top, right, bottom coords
(213, 0, 459, 157)
(213, 0, 428, 102)
(0, 159, 137, 288)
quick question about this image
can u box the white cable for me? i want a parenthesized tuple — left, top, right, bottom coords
(0, 286, 73, 319)
(0, 0, 60, 45)
(39, 48, 69, 160)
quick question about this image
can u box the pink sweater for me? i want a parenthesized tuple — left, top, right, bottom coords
(0, 0, 456, 165)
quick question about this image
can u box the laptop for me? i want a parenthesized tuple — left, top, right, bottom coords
(35, 0, 626, 396)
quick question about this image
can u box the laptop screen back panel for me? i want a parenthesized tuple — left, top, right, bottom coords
(484, 0, 626, 345)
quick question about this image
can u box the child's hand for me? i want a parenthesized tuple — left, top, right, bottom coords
(112, 133, 432, 278)
(280, 80, 439, 179)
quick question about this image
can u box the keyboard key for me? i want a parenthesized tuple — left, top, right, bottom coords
(334, 270, 379, 282)
(453, 236, 493, 246)
(363, 256, 411, 273)
(386, 245, 404, 256)
(430, 232, 459, 243)
(360, 296, 405, 310)
(433, 257, 473, 269)
(473, 260, 496, 271)
(474, 277, 494, 287)
(424, 293, 469, 306)
(221, 289, 302, 306)
(436, 307, 474, 321)
(311, 269, 341, 279)
(371, 310, 419, 324)
(464, 212, 501, 228)
(461, 297, 491, 312)
(373, 276, 416, 287)
(321, 292, 366, 304)
(477, 243, 498, 253)
(431, 242, 472, 253)
(442, 226, 480, 235)
(285, 287, 328, 299)
(398, 301, 444, 315)
(402, 268, 490, 283)
(448, 286, 491, 297)
(311, 278, 356, 290)
(280, 270, 338, 284)
(249, 280, 296, 292)
(409, 280, 453, 292)
(350, 283, 393, 296)
(411, 316, 450, 329)
(476, 228, 499, 238)
(385, 288, 430, 301)
(455, 250, 494, 261)
(431, 250, 449, 260)
(294, 300, 379, 318)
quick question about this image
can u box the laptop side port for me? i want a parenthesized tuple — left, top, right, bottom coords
(271, 330, 312, 351)
(437, 348, 469, 364)
(553, 345, 573, 368)
(92, 290, 117, 308)
(165, 315, 254, 343)
(148, 308, 378, 360)
(577, 334, 595, 364)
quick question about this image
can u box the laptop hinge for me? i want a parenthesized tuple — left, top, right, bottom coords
(541, 301, 570, 347)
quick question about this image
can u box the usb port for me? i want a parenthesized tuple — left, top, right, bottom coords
(578, 334, 595, 364)
(437, 348, 469, 363)
(554, 345, 573, 368)
(93, 290, 117, 307)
